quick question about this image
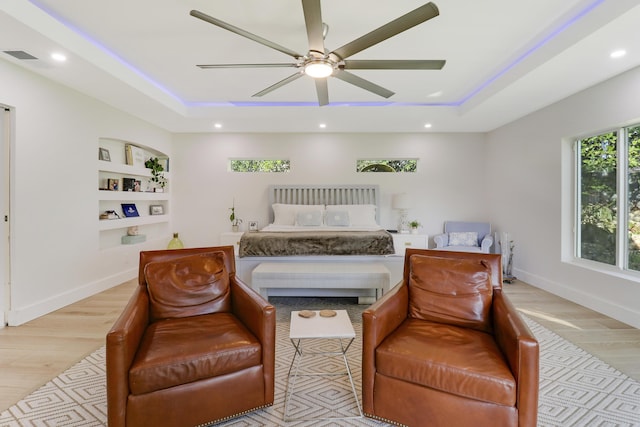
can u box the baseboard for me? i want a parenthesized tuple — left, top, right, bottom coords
(515, 268, 640, 329)
(7, 268, 136, 326)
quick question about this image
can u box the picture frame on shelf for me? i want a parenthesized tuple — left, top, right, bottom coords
(123, 178, 141, 192)
(149, 205, 164, 215)
(121, 203, 140, 217)
(107, 178, 119, 191)
(98, 147, 111, 161)
(248, 220, 259, 232)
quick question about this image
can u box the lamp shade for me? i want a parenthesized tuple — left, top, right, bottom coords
(392, 193, 412, 210)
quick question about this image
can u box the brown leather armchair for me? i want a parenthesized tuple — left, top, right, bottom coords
(106, 246, 276, 427)
(362, 249, 538, 427)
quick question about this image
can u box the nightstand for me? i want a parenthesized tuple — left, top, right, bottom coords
(220, 232, 244, 256)
(392, 233, 428, 256)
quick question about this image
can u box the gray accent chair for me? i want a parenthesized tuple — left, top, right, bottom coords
(434, 221, 493, 253)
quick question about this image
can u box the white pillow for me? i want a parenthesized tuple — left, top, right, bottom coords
(272, 204, 325, 226)
(448, 231, 479, 247)
(326, 204, 377, 227)
(296, 210, 323, 226)
(325, 211, 350, 227)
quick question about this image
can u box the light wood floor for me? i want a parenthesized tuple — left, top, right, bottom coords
(1, 278, 639, 412)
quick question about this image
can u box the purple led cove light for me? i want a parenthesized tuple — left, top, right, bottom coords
(456, 0, 605, 106)
(225, 101, 396, 107)
(29, 0, 604, 109)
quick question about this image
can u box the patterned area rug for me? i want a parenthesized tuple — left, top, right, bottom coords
(1, 297, 639, 426)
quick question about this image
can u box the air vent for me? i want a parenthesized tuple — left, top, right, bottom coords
(3, 50, 38, 60)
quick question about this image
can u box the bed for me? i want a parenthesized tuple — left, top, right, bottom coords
(239, 185, 395, 257)
(236, 184, 401, 303)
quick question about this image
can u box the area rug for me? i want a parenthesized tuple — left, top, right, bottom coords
(1, 297, 639, 427)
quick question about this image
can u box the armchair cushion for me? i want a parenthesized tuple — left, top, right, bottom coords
(376, 318, 516, 406)
(145, 251, 231, 322)
(448, 231, 479, 247)
(129, 312, 261, 395)
(409, 255, 493, 333)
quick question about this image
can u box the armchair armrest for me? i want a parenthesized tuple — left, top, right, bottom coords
(481, 234, 494, 252)
(492, 289, 539, 427)
(230, 276, 275, 347)
(106, 286, 150, 427)
(433, 233, 448, 248)
(230, 276, 276, 403)
(361, 280, 408, 413)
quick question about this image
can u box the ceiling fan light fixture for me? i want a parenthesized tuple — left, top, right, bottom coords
(304, 60, 334, 78)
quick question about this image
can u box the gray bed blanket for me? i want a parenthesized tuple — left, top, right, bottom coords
(239, 230, 395, 257)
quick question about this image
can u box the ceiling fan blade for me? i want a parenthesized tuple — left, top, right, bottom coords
(302, 0, 325, 54)
(333, 69, 394, 98)
(343, 59, 445, 70)
(315, 78, 329, 106)
(252, 72, 304, 97)
(197, 63, 299, 69)
(331, 2, 439, 60)
(190, 10, 303, 59)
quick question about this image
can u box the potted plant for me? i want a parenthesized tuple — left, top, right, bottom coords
(229, 201, 243, 232)
(144, 157, 166, 191)
(409, 220, 421, 234)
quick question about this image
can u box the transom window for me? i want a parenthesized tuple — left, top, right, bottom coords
(357, 159, 417, 172)
(229, 159, 290, 173)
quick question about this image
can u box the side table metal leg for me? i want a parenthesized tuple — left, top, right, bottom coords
(284, 338, 303, 421)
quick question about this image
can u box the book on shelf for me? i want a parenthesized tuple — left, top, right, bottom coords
(121, 203, 140, 217)
(125, 144, 146, 168)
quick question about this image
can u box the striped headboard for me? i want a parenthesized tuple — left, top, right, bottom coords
(268, 184, 380, 223)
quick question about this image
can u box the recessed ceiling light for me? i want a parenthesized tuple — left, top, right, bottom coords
(424, 123, 432, 129)
(214, 123, 222, 129)
(319, 123, 327, 129)
(427, 91, 442, 98)
(50, 52, 67, 62)
(610, 49, 627, 59)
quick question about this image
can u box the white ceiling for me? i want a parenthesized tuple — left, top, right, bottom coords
(1, 0, 639, 133)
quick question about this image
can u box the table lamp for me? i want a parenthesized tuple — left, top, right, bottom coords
(392, 193, 412, 233)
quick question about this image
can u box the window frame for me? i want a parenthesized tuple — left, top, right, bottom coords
(228, 158, 290, 173)
(356, 158, 418, 173)
(574, 124, 640, 276)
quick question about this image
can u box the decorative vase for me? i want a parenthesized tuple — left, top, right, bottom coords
(232, 225, 239, 232)
(499, 232, 515, 282)
(411, 228, 418, 234)
(167, 232, 184, 249)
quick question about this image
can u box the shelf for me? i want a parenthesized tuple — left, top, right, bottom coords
(98, 138, 171, 250)
(99, 214, 169, 231)
(98, 190, 169, 201)
(98, 160, 149, 176)
(98, 160, 171, 180)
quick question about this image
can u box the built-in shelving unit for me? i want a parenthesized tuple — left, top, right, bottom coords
(98, 138, 170, 250)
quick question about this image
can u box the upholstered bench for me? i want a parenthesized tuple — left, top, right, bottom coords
(251, 262, 390, 304)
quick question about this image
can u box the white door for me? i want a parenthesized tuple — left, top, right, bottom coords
(0, 105, 12, 327)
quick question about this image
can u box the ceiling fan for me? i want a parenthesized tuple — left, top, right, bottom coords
(190, 1, 445, 106)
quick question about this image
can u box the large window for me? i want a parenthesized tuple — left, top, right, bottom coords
(576, 125, 640, 271)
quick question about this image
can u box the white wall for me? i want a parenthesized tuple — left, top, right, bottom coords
(171, 132, 490, 248)
(487, 65, 640, 328)
(6, 47, 639, 330)
(0, 59, 171, 325)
